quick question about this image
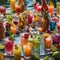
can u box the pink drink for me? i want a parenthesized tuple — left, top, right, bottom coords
(57, 22, 60, 32)
(4, 37, 14, 54)
(37, 5, 42, 12)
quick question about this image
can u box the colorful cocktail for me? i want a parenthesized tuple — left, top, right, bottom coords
(44, 36, 52, 50)
(0, 53, 4, 60)
(10, 0, 16, 12)
(10, 24, 17, 34)
(52, 33, 60, 44)
(56, 2, 60, 15)
(4, 37, 14, 54)
(27, 14, 33, 24)
(15, 5, 22, 15)
(57, 22, 60, 32)
(0, 6, 6, 15)
(13, 45, 21, 60)
(48, 6, 54, 15)
(23, 43, 33, 59)
(20, 33, 28, 46)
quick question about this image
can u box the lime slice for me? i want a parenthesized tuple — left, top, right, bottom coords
(51, 45, 57, 52)
(44, 56, 49, 60)
(52, 51, 60, 59)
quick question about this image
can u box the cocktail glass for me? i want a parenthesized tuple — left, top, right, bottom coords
(15, 5, 22, 15)
(10, 0, 16, 12)
(48, 6, 54, 15)
(52, 33, 60, 44)
(57, 22, 60, 33)
(23, 43, 33, 59)
(10, 25, 17, 34)
(4, 37, 14, 55)
(0, 53, 4, 60)
(44, 36, 52, 50)
(13, 45, 22, 60)
(56, 2, 60, 15)
(27, 14, 33, 24)
(20, 33, 28, 47)
(50, 21, 56, 31)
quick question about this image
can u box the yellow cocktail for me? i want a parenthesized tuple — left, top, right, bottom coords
(13, 45, 21, 60)
(10, 0, 16, 12)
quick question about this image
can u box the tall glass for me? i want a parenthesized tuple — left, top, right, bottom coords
(20, 33, 28, 47)
(13, 45, 21, 60)
(48, 6, 54, 15)
(4, 37, 14, 55)
(50, 21, 56, 31)
(10, 25, 17, 34)
(23, 44, 33, 59)
(52, 33, 60, 44)
(44, 36, 52, 50)
(0, 53, 4, 60)
(57, 21, 60, 33)
(56, 2, 60, 15)
(28, 35, 40, 59)
(10, 0, 16, 12)
(27, 14, 33, 24)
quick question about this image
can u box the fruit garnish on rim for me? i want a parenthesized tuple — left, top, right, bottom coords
(15, 45, 18, 49)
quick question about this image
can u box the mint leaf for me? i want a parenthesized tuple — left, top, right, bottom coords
(10, 34, 15, 41)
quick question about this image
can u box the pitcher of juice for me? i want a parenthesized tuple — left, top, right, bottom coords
(10, 0, 16, 12)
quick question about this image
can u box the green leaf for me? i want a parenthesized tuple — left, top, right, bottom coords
(10, 34, 15, 41)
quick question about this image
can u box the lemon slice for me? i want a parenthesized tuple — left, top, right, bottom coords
(43, 33, 50, 37)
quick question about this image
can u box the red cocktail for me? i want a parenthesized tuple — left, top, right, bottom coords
(4, 37, 14, 55)
(27, 14, 33, 24)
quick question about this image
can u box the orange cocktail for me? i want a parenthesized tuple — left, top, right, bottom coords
(20, 33, 29, 46)
(15, 5, 22, 15)
(34, 15, 39, 22)
(44, 36, 52, 50)
(10, 24, 17, 34)
(23, 43, 33, 59)
(10, 0, 16, 12)
(48, 6, 54, 15)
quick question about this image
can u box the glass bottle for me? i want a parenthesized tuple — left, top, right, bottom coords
(40, 0, 50, 31)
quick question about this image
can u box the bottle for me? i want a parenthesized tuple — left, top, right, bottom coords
(40, 0, 50, 31)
